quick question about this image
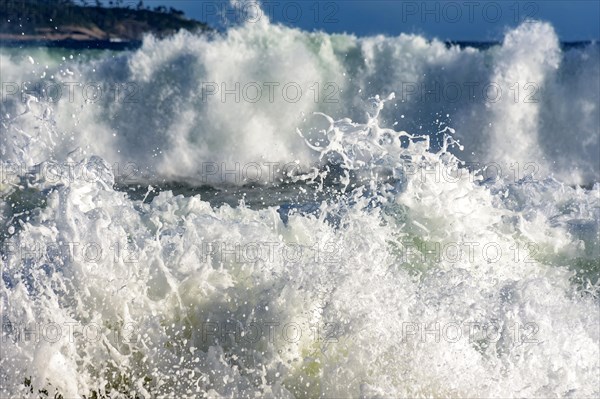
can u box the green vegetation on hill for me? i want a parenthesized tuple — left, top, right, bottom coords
(1, 0, 210, 41)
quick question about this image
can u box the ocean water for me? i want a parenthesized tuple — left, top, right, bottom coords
(1, 14, 599, 399)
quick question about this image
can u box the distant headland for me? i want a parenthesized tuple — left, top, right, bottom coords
(0, 0, 211, 49)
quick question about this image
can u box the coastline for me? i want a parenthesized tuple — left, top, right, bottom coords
(1, 1, 210, 50)
(0, 37, 142, 50)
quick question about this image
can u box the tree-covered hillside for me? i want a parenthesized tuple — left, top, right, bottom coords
(1, 0, 210, 41)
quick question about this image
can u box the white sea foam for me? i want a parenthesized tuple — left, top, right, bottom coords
(1, 20, 598, 185)
(0, 16, 599, 399)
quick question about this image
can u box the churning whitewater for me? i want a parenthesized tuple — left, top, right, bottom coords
(1, 11, 599, 399)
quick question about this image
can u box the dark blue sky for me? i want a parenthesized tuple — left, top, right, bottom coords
(131, 1, 599, 41)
